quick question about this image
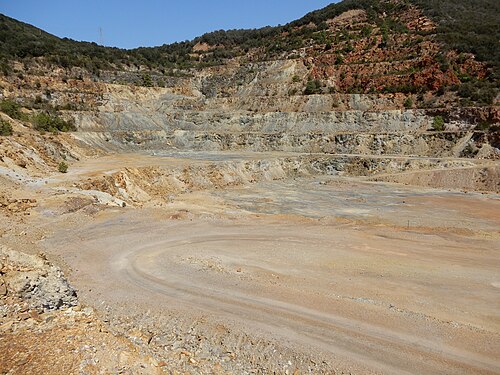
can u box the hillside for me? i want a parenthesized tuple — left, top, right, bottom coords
(0, 0, 498, 105)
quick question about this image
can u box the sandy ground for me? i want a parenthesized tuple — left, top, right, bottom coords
(1, 151, 500, 374)
(37, 175, 500, 374)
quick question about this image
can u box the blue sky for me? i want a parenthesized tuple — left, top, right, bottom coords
(0, 1, 337, 49)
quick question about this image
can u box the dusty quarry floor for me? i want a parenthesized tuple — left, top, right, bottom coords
(1, 151, 499, 374)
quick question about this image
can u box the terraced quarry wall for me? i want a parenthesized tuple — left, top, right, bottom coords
(3, 67, 497, 209)
(51, 69, 497, 204)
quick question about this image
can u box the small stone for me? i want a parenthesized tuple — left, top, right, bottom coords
(82, 307, 94, 315)
(118, 351, 131, 364)
(19, 312, 31, 320)
(0, 279, 7, 296)
(0, 320, 14, 331)
(30, 310, 42, 321)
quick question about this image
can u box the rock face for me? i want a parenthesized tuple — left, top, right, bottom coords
(63, 80, 497, 158)
(0, 245, 78, 312)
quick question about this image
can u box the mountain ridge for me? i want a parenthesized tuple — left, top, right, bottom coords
(0, 0, 498, 106)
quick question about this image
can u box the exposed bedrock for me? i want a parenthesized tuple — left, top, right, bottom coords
(70, 88, 497, 158)
(74, 130, 496, 159)
(76, 109, 430, 133)
(0, 246, 78, 313)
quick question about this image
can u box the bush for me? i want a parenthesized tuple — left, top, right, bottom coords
(0, 99, 22, 120)
(432, 116, 445, 131)
(304, 79, 322, 95)
(476, 121, 490, 131)
(404, 97, 413, 109)
(361, 26, 372, 37)
(457, 80, 497, 106)
(58, 161, 68, 173)
(141, 73, 153, 87)
(0, 118, 13, 136)
(31, 112, 76, 133)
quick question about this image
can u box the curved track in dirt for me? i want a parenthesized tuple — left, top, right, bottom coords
(48, 211, 500, 375)
(120, 235, 500, 375)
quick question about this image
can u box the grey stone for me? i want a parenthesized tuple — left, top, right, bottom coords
(0, 245, 78, 312)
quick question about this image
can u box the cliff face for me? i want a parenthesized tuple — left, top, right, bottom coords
(62, 56, 495, 158)
(70, 81, 494, 157)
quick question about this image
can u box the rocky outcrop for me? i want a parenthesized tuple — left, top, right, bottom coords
(0, 246, 78, 312)
(70, 154, 482, 206)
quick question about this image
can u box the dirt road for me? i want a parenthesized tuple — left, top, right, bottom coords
(42, 183, 500, 374)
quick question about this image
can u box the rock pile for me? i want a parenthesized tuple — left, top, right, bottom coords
(0, 196, 37, 216)
(0, 245, 77, 312)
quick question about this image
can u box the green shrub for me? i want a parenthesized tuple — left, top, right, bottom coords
(58, 161, 68, 173)
(343, 43, 354, 54)
(476, 121, 490, 131)
(0, 118, 13, 136)
(404, 97, 413, 109)
(141, 73, 153, 87)
(31, 112, 76, 133)
(361, 26, 372, 37)
(304, 79, 322, 95)
(457, 80, 497, 106)
(432, 116, 445, 131)
(0, 99, 22, 119)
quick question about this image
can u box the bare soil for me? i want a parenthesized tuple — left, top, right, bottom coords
(1, 150, 499, 374)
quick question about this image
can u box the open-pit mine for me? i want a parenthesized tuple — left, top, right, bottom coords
(0, 1, 499, 374)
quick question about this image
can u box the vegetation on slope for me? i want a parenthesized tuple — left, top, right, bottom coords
(412, 0, 499, 71)
(0, 118, 12, 136)
(0, 99, 75, 133)
(0, 0, 498, 102)
(412, 0, 499, 105)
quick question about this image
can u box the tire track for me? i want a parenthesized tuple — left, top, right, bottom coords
(115, 236, 500, 375)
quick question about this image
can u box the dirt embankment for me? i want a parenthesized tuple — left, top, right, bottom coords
(371, 164, 500, 192)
